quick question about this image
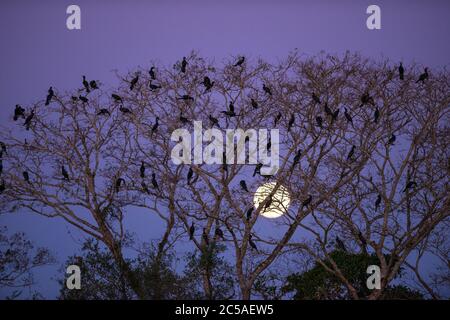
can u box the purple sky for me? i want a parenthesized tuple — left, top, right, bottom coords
(1, 0, 449, 298)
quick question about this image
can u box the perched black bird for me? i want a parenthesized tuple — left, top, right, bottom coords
(292, 149, 302, 169)
(14, 104, 25, 121)
(115, 178, 125, 193)
(189, 222, 195, 240)
(403, 181, 417, 192)
(387, 133, 396, 145)
(246, 207, 254, 221)
(177, 95, 194, 101)
(179, 113, 190, 125)
(332, 109, 340, 122)
(187, 167, 193, 185)
(0, 160, 3, 176)
(97, 108, 110, 116)
(23, 171, 30, 183)
(45, 87, 54, 106)
(344, 108, 353, 124)
(209, 114, 219, 127)
(24, 110, 35, 131)
(375, 194, 381, 211)
(262, 84, 272, 96)
(399, 62, 404, 80)
(347, 145, 356, 161)
(358, 231, 367, 253)
(335, 236, 347, 252)
(151, 117, 159, 135)
(274, 112, 282, 126)
(151, 172, 159, 190)
(222, 102, 236, 117)
(149, 81, 161, 91)
(202, 76, 214, 92)
(90, 80, 98, 90)
(416, 68, 428, 83)
(266, 136, 271, 152)
(119, 106, 132, 114)
(360, 91, 374, 107)
(112, 94, 123, 103)
(315, 116, 323, 128)
(222, 151, 228, 173)
(215, 227, 224, 241)
(253, 163, 263, 177)
(130, 74, 139, 91)
(180, 57, 188, 73)
(140, 161, 145, 178)
(0, 180, 5, 194)
(302, 195, 312, 208)
(71, 96, 78, 102)
(149, 67, 156, 80)
(312, 93, 321, 105)
(374, 107, 380, 123)
(141, 181, 151, 194)
(240, 180, 249, 192)
(82, 76, 90, 93)
(61, 166, 70, 181)
(0, 142, 6, 155)
(202, 228, 209, 246)
(263, 195, 273, 211)
(251, 98, 258, 109)
(324, 103, 333, 116)
(234, 56, 245, 67)
(79, 96, 88, 103)
(248, 235, 258, 251)
(288, 114, 295, 132)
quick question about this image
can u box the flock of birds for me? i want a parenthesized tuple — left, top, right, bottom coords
(2, 57, 429, 253)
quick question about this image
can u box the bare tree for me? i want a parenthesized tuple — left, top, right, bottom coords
(0, 51, 448, 299)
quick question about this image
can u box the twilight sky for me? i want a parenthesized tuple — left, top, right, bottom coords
(0, 0, 449, 298)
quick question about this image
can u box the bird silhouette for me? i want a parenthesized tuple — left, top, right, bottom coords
(177, 95, 194, 101)
(266, 136, 271, 153)
(140, 161, 145, 178)
(149, 67, 156, 80)
(302, 195, 312, 208)
(0, 180, 5, 194)
(292, 149, 302, 169)
(375, 194, 381, 211)
(253, 163, 263, 177)
(97, 108, 110, 116)
(202, 76, 214, 92)
(360, 91, 374, 107)
(387, 133, 396, 145)
(274, 112, 282, 126)
(187, 167, 193, 185)
(179, 113, 190, 125)
(151, 173, 159, 190)
(119, 106, 132, 114)
(112, 94, 123, 103)
(331, 109, 340, 122)
(312, 93, 321, 105)
(215, 227, 224, 241)
(251, 98, 258, 109)
(141, 181, 151, 194)
(181, 57, 188, 73)
(209, 114, 219, 128)
(324, 103, 333, 117)
(344, 108, 353, 124)
(288, 114, 295, 132)
(234, 56, 245, 67)
(90, 80, 98, 90)
(61, 166, 70, 181)
(222, 102, 236, 117)
(0, 142, 7, 155)
(248, 235, 258, 251)
(14, 104, 25, 121)
(357, 231, 367, 254)
(374, 107, 380, 123)
(263, 195, 273, 211)
(24, 110, 35, 130)
(246, 207, 254, 221)
(115, 178, 125, 193)
(45, 87, 54, 106)
(189, 222, 195, 240)
(416, 68, 428, 83)
(335, 236, 347, 252)
(347, 145, 356, 161)
(399, 63, 404, 80)
(130, 74, 139, 91)
(82, 76, 90, 93)
(79, 96, 88, 103)
(315, 116, 323, 128)
(151, 117, 159, 135)
(222, 151, 228, 173)
(240, 180, 249, 192)
(202, 228, 209, 246)
(0, 160, 3, 176)
(23, 171, 30, 184)
(263, 84, 272, 96)
(403, 181, 417, 192)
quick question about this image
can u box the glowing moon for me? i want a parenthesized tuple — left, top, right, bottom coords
(253, 182, 290, 218)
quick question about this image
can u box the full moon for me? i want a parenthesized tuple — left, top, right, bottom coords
(253, 182, 290, 218)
